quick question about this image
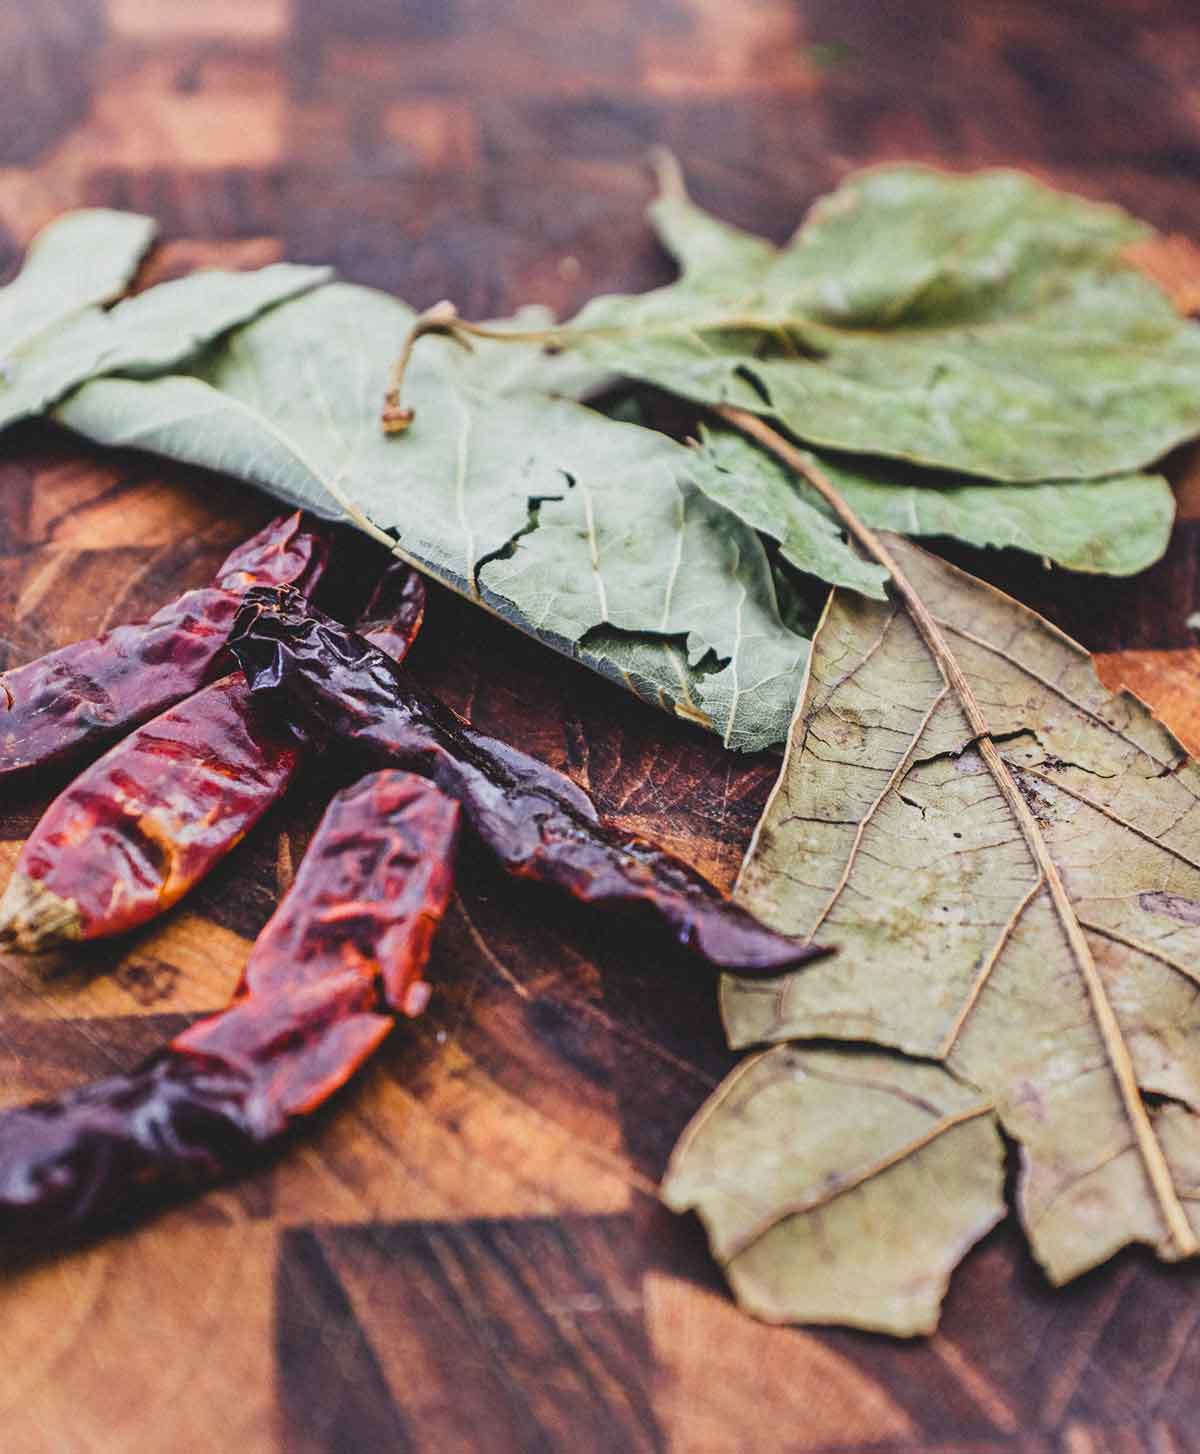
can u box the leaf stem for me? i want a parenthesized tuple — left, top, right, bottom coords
(717, 402, 1199, 1261)
(382, 301, 571, 434)
(380, 304, 827, 431)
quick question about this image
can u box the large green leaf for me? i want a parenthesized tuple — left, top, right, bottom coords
(564, 162, 1200, 481)
(1, 259, 332, 432)
(697, 424, 1175, 577)
(55, 284, 810, 751)
(667, 534, 1200, 1333)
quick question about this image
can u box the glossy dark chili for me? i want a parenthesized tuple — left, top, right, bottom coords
(0, 511, 328, 782)
(0, 562, 427, 954)
(0, 770, 458, 1245)
(229, 586, 830, 976)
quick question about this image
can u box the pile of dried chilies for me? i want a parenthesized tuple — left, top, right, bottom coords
(0, 515, 825, 1245)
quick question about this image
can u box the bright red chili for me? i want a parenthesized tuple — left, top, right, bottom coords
(0, 511, 328, 782)
(0, 562, 427, 953)
(0, 769, 458, 1244)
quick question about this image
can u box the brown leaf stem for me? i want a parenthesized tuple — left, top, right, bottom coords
(381, 301, 569, 433)
(380, 297, 821, 431)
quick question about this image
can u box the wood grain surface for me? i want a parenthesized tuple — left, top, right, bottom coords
(3, 2, 1200, 1450)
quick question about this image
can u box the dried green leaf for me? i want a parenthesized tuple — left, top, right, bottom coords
(1, 221, 330, 432)
(689, 426, 889, 597)
(451, 303, 618, 400)
(55, 283, 810, 751)
(566, 162, 1200, 481)
(699, 424, 1175, 577)
(687, 533, 1200, 1332)
(0, 209, 156, 356)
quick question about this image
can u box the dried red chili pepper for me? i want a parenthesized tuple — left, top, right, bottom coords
(228, 586, 829, 976)
(0, 770, 458, 1245)
(356, 557, 426, 663)
(0, 511, 328, 782)
(0, 562, 427, 953)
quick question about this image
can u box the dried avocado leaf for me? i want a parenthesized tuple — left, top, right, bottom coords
(726, 544, 1200, 1284)
(36, 179, 1191, 755)
(697, 424, 1175, 579)
(688, 425, 890, 598)
(662, 1046, 1005, 1335)
(382, 162, 1180, 591)
(564, 158, 1200, 482)
(0, 209, 156, 355)
(666, 414, 1200, 1333)
(55, 284, 810, 751)
(0, 211, 329, 432)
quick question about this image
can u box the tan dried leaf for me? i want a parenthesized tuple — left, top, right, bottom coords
(667, 512, 1200, 1333)
(663, 1046, 1004, 1334)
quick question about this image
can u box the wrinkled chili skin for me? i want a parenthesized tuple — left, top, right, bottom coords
(175, 769, 459, 1099)
(0, 563, 428, 952)
(230, 587, 828, 976)
(2, 674, 304, 947)
(0, 771, 458, 1245)
(357, 558, 426, 663)
(0, 511, 328, 781)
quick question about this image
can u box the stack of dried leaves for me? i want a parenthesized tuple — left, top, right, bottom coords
(38, 156, 1194, 750)
(4, 156, 1200, 1333)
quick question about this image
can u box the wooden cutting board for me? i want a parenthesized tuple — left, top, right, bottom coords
(4, 2, 1200, 1450)
(5, 380, 1200, 1454)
